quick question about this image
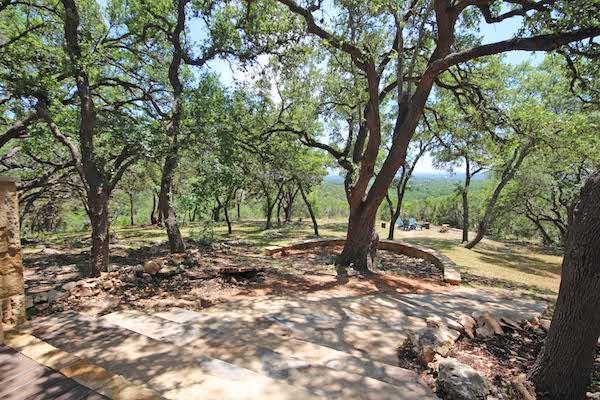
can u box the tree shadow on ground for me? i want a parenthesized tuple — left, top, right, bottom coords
(473, 248, 561, 278)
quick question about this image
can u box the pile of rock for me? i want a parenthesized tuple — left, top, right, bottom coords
(405, 312, 551, 400)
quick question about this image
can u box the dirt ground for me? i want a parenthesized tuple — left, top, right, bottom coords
(22, 239, 450, 318)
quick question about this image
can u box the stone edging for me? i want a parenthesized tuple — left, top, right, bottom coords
(266, 238, 461, 285)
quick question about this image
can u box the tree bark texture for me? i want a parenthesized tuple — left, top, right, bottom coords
(528, 171, 600, 400)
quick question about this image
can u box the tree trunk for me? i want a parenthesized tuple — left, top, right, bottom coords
(224, 203, 232, 234)
(298, 182, 319, 236)
(385, 193, 397, 240)
(528, 171, 600, 400)
(158, 0, 186, 254)
(212, 205, 222, 222)
(159, 152, 185, 253)
(525, 214, 555, 246)
(88, 188, 110, 277)
(277, 199, 282, 227)
(265, 202, 274, 229)
(462, 159, 471, 243)
(150, 192, 157, 225)
(466, 143, 532, 249)
(337, 205, 379, 274)
(129, 192, 135, 226)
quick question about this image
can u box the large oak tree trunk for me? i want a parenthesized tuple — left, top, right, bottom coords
(528, 171, 600, 400)
(337, 205, 379, 274)
(88, 188, 110, 277)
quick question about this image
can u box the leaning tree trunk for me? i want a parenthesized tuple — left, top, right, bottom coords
(528, 171, 600, 400)
(337, 204, 379, 274)
(224, 203, 232, 234)
(88, 187, 111, 277)
(466, 144, 531, 249)
(462, 167, 471, 243)
(298, 182, 319, 236)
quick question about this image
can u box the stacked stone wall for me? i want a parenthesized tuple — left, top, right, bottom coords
(0, 177, 25, 343)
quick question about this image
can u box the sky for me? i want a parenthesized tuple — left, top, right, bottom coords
(195, 8, 544, 175)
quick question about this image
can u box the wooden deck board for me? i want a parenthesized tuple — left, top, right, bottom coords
(0, 346, 109, 400)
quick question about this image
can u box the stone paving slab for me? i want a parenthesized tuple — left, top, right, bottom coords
(178, 288, 547, 367)
(103, 310, 437, 400)
(18, 312, 320, 400)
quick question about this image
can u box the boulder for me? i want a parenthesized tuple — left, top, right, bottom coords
(437, 357, 489, 400)
(410, 319, 459, 364)
(144, 260, 163, 275)
(474, 311, 504, 337)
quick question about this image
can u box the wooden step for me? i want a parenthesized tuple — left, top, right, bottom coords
(18, 311, 321, 400)
(105, 309, 437, 399)
(2, 331, 161, 399)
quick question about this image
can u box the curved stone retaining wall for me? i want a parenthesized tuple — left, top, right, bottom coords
(266, 238, 461, 285)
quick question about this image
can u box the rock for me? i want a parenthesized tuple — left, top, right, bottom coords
(35, 303, 50, 312)
(437, 357, 489, 400)
(144, 260, 163, 275)
(158, 265, 182, 276)
(539, 318, 551, 331)
(25, 296, 34, 309)
(169, 253, 187, 265)
(72, 286, 93, 297)
(28, 284, 55, 294)
(32, 291, 49, 304)
(410, 320, 459, 364)
(47, 290, 68, 303)
(101, 280, 115, 290)
(586, 392, 600, 400)
(62, 281, 77, 292)
(120, 272, 137, 284)
(107, 264, 122, 272)
(40, 247, 63, 255)
(132, 264, 144, 274)
(474, 311, 504, 337)
(499, 317, 521, 331)
(457, 315, 477, 339)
